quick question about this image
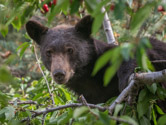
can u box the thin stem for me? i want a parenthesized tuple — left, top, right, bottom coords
(34, 45, 55, 105)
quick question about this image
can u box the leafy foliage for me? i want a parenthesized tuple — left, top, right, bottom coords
(0, 0, 166, 124)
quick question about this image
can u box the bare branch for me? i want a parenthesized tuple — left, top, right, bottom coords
(151, 60, 166, 63)
(79, 95, 99, 118)
(109, 74, 136, 115)
(34, 45, 55, 105)
(101, 7, 116, 44)
(9, 100, 37, 105)
(109, 69, 166, 114)
(135, 69, 166, 84)
(42, 113, 47, 125)
(21, 103, 107, 122)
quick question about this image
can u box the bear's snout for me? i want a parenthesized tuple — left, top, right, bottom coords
(50, 53, 74, 84)
(53, 69, 66, 84)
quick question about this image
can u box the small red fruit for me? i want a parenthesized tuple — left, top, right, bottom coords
(43, 4, 49, 12)
(110, 4, 115, 11)
(53, 0, 57, 5)
(48, 2, 52, 7)
(158, 5, 165, 12)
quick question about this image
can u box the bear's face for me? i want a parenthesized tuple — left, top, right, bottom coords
(26, 16, 95, 84)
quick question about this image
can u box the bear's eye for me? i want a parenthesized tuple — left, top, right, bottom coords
(46, 50, 52, 57)
(66, 47, 74, 54)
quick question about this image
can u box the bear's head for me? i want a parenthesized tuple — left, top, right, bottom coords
(26, 16, 96, 84)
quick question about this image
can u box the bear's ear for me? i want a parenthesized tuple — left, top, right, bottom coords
(75, 15, 94, 37)
(26, 20, 48, 45)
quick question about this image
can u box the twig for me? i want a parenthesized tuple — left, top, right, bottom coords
(109, 74, 136, 115)
(21, 103, 107, 122)
(34, 45, 55, 105)
(101, 7, 116, 44)
(9, 100, 38, 105)
(42, 113, 47, 125)
(151, 60, 166, 63)
(79, 95, 99, 119)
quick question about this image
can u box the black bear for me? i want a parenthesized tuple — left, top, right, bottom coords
(26, 16, 166, 104)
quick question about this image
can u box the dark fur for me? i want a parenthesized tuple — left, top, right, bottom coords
(26, 16, 166, 104)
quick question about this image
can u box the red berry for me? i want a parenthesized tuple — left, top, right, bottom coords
(48, 2, 52, 7)
(110, 4, 115, 11)
(69, 0, 72, 4)
(158, 5, 165, 12)
(53, 0, 57, 5)
(43, 4, 49, 12)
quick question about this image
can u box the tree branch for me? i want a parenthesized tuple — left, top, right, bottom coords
(9, 100, 37, 105)
(21, 103, 107, 122)
(101, 7, 116, 44)
(109, 69, 166, 114)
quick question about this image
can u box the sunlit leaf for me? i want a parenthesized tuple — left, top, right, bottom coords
(120, 115, 138, 125)
(5, 106, 15, 120)
(73, 107, 89, 118)
(113, 104, 123, 116)
(155, 105, 165, 115)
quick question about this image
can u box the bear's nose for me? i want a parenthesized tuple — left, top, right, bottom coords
(53, 69, 66, 83)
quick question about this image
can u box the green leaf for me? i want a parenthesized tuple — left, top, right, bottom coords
(73, 107, 89, 118)
(157, 87, 166, 100)
(99, 112, 110, 125)
(130, 2, 156, 34)
(152, 107, 157, 125)
(140, 116, 151, 125)
(158, 115, 166, 125)
(12, 18, 21, 31)
(137, 89, 150, 118)
(0, 66, 13, 84)
(48, 0, 69, 23)
(136, 38, 154, 70)
(120, 43, 134, 61)
(92, 13, 105, 35)
(147, 83, 157, 94)
(92, 0, 110, 16)
(5, 106, 15, 120)
(20, 5, 34, 25)
(48, 110, 73, 125)
(120, 116, 138, 125)
(70, 0, 80, 14)
(104, 57, 122, 86)
(114, 0, 126, 20)
(17, 42, 30, 59)
(155, 105, 164, 115)
(0, 25, 8, 37)
(0, 91, 10, 107)
(92, 49, 113, 76)
(84, 0, 98, 13)
(113, 104, 123, 116)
